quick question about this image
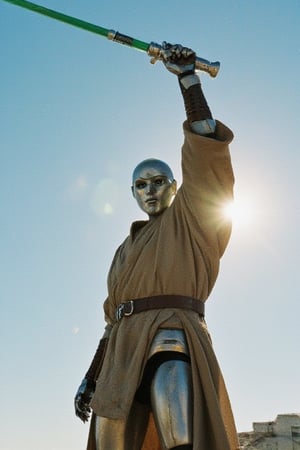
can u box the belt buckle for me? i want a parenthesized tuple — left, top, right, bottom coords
(116, 304, 124, 321)
(123, 300, 134, 316)
(116, 300, 134, 321)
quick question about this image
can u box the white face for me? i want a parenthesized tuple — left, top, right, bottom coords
(132, 166, 177, 218)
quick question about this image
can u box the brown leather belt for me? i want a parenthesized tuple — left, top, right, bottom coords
(115, 295, 205, 321)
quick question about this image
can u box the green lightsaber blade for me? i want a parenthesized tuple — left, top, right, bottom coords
(1, 0, 220, 77)
(1, 0, 149, 51)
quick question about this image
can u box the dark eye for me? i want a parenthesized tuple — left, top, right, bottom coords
(135, 181, 146, 189)
(155, 178, 164, 185)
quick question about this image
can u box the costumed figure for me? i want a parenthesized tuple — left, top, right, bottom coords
(74, 42, 240, 450)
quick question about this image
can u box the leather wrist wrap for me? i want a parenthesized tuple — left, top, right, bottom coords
(85, 337, 108, 383)
(179, 77, 213, 124)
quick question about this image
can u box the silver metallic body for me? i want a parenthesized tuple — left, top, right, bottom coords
(151, 359, 193, 449)
(95, 329, 193, 449)
(149, 329, 193, 448)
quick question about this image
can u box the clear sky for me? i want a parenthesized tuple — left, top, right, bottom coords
(0, 1, 299, 449)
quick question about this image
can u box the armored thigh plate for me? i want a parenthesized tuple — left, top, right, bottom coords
(95, 405, 149, 450)
(95, 416, 126, 450)
(149, 330, 193, 448)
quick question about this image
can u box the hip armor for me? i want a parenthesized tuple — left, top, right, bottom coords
(148, 328, 190, 358)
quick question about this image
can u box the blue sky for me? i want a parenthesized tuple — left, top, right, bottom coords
(1, 1, 299, 449)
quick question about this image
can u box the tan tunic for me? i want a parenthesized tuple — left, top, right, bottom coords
(89, 120, 239, 450)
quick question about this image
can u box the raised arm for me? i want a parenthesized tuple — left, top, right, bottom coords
(160, 42, 216, 137)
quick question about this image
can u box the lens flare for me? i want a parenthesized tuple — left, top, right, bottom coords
(223, 195, 258, 229)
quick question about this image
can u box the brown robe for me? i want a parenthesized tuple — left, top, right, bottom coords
(87, 120, 240, 450)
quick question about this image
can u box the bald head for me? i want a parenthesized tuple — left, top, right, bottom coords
(131, 158, 177, 218)
(132, 159, 174, 185)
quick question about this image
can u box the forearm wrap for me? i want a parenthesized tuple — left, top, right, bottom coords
(84, 337, 108, 383)
(179, 76, 213, 123)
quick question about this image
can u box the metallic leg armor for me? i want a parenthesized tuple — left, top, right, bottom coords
(95, 329, 193, 450)
(151, 359, 193, 449)
(149, 329, 193, 449)
(95, 416, 126, 450)
(95, 400, 149, 450)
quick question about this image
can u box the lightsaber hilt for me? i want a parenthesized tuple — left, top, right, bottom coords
(2, 0, 220, 77)
(146, 42, 220, 78)
(108, 33, 220, 78)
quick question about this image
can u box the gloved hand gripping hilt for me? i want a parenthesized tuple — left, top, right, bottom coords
(147, 42, 220, 78)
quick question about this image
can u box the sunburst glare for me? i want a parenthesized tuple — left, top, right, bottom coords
(223, 194, 259, 229)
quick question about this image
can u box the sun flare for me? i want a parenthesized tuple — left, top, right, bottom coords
(223, 195, 259, 229)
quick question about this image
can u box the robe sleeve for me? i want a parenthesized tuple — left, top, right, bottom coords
(181, 120, 235, 257)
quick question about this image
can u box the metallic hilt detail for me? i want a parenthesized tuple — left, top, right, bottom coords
(147, 42, 220, 78)
(107, 30, 116, 41)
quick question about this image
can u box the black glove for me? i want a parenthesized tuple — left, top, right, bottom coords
(160, 42, 196, 77)
(74, 378, 95, 423)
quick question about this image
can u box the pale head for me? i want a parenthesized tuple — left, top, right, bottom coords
(131, 159, 177, 219)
